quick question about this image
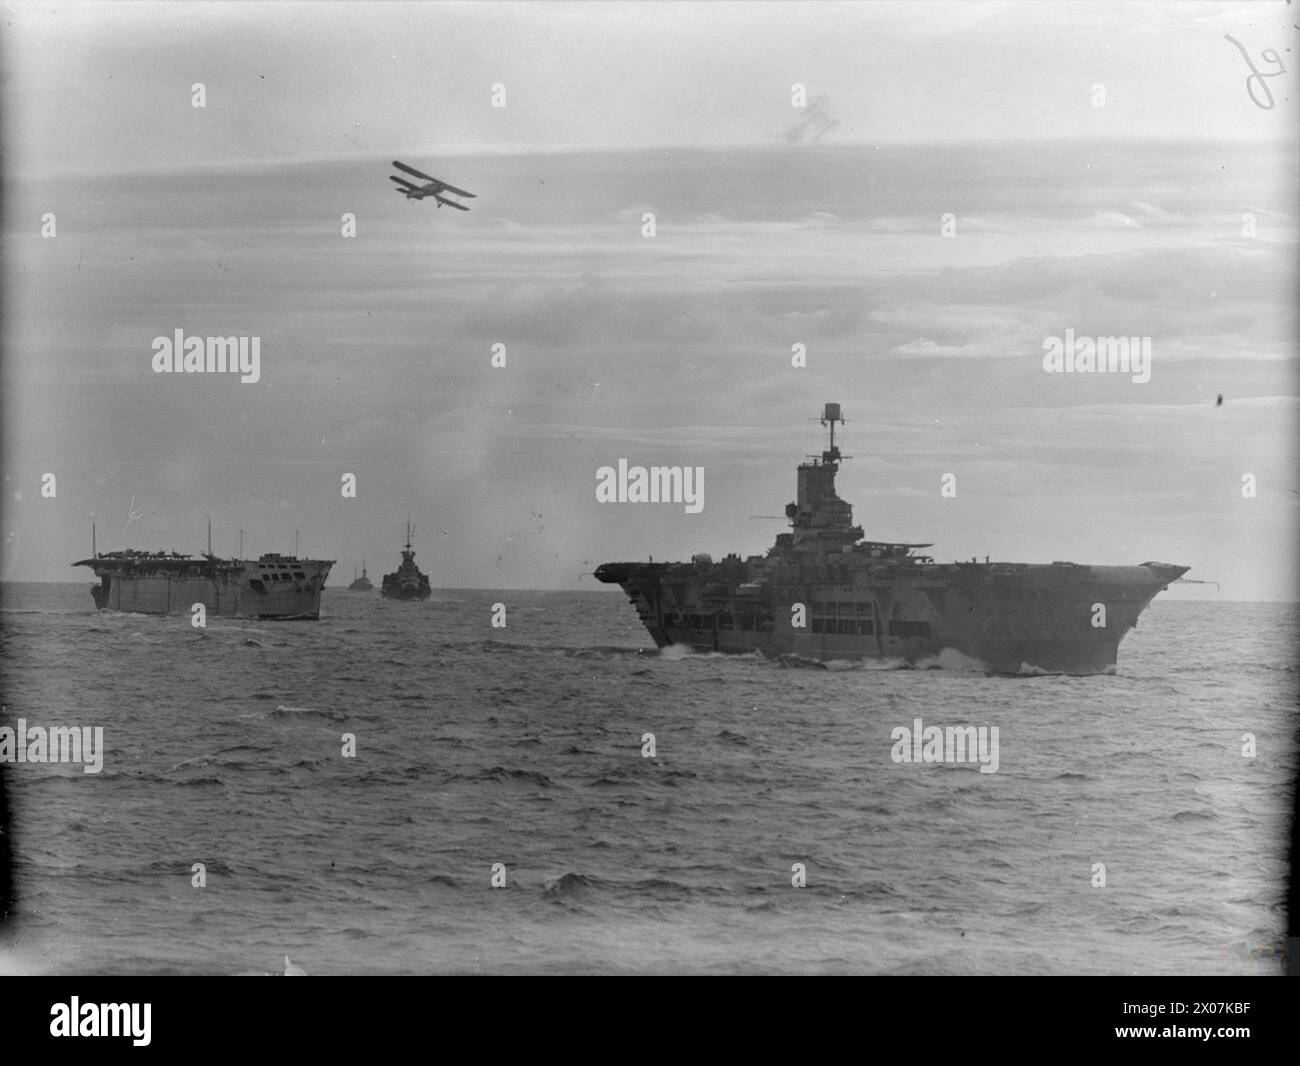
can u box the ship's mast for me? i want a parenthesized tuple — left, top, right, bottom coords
(91, 514, 96, 557)
(819, 402, 846, 465)
(207, 515, 212, 555)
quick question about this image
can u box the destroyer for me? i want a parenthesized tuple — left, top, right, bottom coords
(73, 549, 333, 619)
(381, 520, 431, 601)
(347, 561, 374, 592)
(595, 403, 1188, 675)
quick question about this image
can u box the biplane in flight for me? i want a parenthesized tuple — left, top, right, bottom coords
(388, 160, 476, 210)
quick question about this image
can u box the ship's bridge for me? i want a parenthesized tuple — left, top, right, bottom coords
(784, 402, 861, 550)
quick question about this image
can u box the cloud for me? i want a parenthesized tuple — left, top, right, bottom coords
(4, 139, 1294, 596)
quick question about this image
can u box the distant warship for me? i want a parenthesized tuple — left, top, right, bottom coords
(347, 561, 374, 592)
(596, 403, 1188, 675)
(381, 520, 431, 601)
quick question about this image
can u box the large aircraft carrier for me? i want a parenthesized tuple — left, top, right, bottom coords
(595, 403, 1188, 674)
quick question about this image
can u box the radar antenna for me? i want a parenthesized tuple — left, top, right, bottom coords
(812, 402, 851, 465)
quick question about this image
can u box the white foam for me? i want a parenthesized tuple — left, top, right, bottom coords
(914, 648, 990, 672)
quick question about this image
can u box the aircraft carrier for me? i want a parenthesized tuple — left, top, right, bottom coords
(595, 403, 1188, 675)
(73, 549, 334, 619)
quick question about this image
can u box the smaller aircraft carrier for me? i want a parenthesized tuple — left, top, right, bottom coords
(73, 549, 333, 619)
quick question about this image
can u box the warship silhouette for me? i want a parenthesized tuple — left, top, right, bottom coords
(73, 520, 332, 619)
(74, 548, 332, 620)
(347, 561, 374, 592)
(381, 520, 431, 601)
(595, 403, 1188, 675)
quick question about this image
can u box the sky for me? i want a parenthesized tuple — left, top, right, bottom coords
(1, 0, 1296, 598)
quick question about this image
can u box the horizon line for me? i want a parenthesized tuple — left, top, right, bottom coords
(0, 579, 1281, 603)
(10, 133, 1292, 183)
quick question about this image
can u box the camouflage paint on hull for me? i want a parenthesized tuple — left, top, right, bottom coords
(595, 558, 1184, 675)
(596, 403, 1187, 676)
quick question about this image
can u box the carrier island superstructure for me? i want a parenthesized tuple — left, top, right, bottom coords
(595, 403, 1188, 675)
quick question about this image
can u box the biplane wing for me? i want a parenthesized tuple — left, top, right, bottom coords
(391, 160, 476, 199)
(433, 180, 475, 199)
(392, 159, 438, 183)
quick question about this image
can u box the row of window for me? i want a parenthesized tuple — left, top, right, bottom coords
(664, 613, 932, 639)
(809, 601, 877, 614)
(812, 618, 874, 634)
(809, 619, 933, 638)
(247, 571, 307, 593)
(664, 612, 775, 633)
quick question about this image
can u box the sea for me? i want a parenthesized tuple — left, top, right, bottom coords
(0, 583, 1293, 975)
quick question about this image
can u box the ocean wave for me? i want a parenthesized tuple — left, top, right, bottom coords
(1170, 810, 1216, 823)
(453, 765, 557, 788)
(169, 754, 218, 771)
(919, 648, 990, 672)
(540, 872, 598, 904)
(172, 774, 226, 788)
(772, 653, 828, 669)
(656, 644, 744, 662)
(653, 769, 699, 786)
(561, 645, 648, 659)
(3, 591, 1289, 976)
(1014, 662, 1057, 677)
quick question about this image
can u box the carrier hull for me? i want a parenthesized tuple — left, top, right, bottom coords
(595, 402, 1188, 676)
(595, 559, 1185, 675)
(73, 552, 334, 619)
